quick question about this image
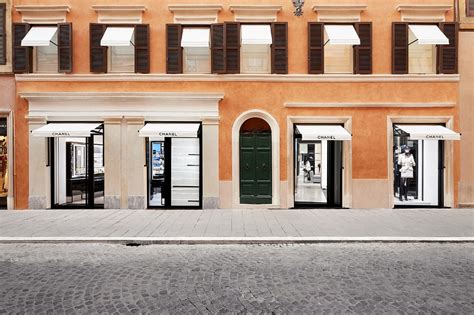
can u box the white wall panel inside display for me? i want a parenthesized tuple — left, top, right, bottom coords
(171, 138, 200, 207)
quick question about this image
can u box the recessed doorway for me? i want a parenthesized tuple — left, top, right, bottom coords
(239, 118, 272, 204)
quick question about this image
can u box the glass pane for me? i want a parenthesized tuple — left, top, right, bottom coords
(295, 138, 328, 204)
(149, 141, 165, 207)
(393, 127, 440, 206)
(54, 138, 88, 206)
(93, 135, 104, 206)
(408, 29, 436, 74)
(183, 47, 211, 74)
(171, 138, 200, 207)
(35, 33, 58, 73)
(110, 45, 134, 73)
(240, 44, 271, 74)
(0, 118, 7, 209)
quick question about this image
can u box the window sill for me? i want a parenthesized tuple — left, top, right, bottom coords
(15, 73, 460, 83)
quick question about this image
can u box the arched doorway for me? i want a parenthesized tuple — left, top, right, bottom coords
(239, 118, 272, 204)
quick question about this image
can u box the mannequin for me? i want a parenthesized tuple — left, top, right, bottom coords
(398, 147, 416, 201)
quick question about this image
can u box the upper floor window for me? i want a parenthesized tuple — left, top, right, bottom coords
(166, 22, 288, 75)
(468, 0, 474, 16)
(240, 25, 272, 74)
(13, 23, 72, 73)
(90, 24, 150, 74)
(181, 27, 211, 74)
(392, 23, 457, 74)
(308, 22, 372, 75)
(407, 25, 448, 74)
(0, 3, 6, 65)
(323, 25, 360, 74)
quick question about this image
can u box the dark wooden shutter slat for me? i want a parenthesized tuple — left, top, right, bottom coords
(90, 23, 107, 73)
(0, 4, 6, 65)
(166, 24, 182, 74)
(12, 23, 32, 73)
(354, 22, 372, 74)
(58, 23, 73, 73)
(438, 22, 458, 74)
(308, 22, 324, 74)
(225, 22, 240, 74)
(211, 23, 225, 74)
(271, 22, 288, 74)
(392, 22, 408, 74)
(134, 24, 150, 73)
(468, 0, 474, 16)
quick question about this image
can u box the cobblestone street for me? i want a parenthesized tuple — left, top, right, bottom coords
(1, 244, 473, 314)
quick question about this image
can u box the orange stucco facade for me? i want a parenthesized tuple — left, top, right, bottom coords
(10, 0, 461, 209)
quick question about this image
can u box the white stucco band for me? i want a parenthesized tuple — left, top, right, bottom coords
(22, 92, 224, 210)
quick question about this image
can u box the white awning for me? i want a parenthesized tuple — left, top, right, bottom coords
(100, 27, 135, 46)
(21, 26, 58, 46)
(181, 28, 210, 48)
(396, 125, 460, 141)
(296, 125, 352, 141)
(139, 123, 201, 138)
(408, 25, 449, 45)
(32, 123, 102, 137)
(241, 25, 272, 45)
(324, 25, 360, 45)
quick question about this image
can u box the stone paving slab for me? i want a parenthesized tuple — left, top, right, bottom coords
(0, 209, 473, 242)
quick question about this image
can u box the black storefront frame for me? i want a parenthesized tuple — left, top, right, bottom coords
(145, 121, 203, 210)
(292, 124, 344, 209)
(393, 124, 445, 209)
(49, 122, 104, 209)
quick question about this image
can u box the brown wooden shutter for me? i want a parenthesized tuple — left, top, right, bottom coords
(211, 24, 225, 74)
(225, 22, 240, 74)
(166, 24, 182, 74)
(438, 22, 458, 74)
(354, 22, 372, 74)
(12, 23, 32, 73)
(271, 22, 288, 74)
(134, 24, 150, 73)
(392, 22, 408, 74)
(308, 22, 324, 74)
(58, 23, 73, 73)
(90, 23, 107, 73)
(0, 4, 6, 65)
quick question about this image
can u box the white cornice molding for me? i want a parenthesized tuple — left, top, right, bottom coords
(168, 4, 223, 24)
(92, 5, 147, 24)
(15, 74, 460, 83)
(229, 5, 282, 22)
(21, 92, 224, 120)
(312, 4, 367, 22)
(285, 102, 456, 108)
(20, 92, 224, 101)
(396, 5, 452, 22)
(15, 5, 71, 23)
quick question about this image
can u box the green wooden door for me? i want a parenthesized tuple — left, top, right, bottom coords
(240, 132, 272, 204)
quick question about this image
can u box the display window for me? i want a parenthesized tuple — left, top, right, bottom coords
(140, 123, 202, 209)
(293, 124, 351, 208)
(31, 122, 105, 209)
(0, 118, 7, 209)
(393, 125, 446, 207)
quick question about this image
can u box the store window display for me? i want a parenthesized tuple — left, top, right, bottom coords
(393, 126, 441, 206)
(0, 118, 7, 209)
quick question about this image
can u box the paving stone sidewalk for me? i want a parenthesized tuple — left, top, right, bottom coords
(0, 209, 473, 241)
